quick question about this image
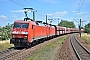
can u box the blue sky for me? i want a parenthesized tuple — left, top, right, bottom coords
(0, 0, 90, 28)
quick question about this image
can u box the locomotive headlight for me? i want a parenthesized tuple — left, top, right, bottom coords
(24, 36, 27, 39)
(24, 36, 27, 38)
(12, 35, 15, 38)
(12, 31, 18, 34)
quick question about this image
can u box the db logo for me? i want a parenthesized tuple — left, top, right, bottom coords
(18, 32, 22, 34)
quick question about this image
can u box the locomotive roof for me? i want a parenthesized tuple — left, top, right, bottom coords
(14, 20, 31, 23)
(14, 20, 36, 25)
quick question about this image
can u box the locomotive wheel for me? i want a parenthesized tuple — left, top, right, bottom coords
(32, 41, 36, 47)
(27, 43, 32, 48)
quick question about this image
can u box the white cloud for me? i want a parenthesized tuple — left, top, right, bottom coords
(47, 11, 68, 18)
(72, 11, 77, 13)
(74, 12, 88, 16)
(11, 10, 24, 13)
(11, 10, 32, 13)
(54, 11, 67, 16)
(85, 0, 90, 3)
(11, 14, 18, 18)
(0, 15, 7, 20)
(41, 0, 59, 3)
(82, 15, 90, 22)
(53, 17, 61, 18)
(47, 14, 52, 16)
(85, 15, 90, 19)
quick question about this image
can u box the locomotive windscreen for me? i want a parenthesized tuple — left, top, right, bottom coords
(13, 23, 29, 29)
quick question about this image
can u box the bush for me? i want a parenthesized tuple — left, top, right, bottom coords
(85, 23, 90, 34)
(0, 23, 12, 40)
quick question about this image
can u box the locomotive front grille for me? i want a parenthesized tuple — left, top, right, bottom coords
(10, 38, 28, 44)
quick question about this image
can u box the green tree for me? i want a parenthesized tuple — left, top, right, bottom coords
(58, 20, 76, 28)
(84, 23, 90, 34)
(0, 23, 12, 40)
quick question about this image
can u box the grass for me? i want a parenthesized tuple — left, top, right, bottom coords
(80, 33, 90, 46)
(26, 35, 67, 60)
(0, 40, 14, 51)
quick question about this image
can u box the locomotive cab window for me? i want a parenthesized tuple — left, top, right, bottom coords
(13, 23, 29, 29)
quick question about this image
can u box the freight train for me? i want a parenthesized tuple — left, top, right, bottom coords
(10, 17, 80, 48)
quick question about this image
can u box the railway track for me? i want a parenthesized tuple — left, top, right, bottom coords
(0, 47, 14, 56)
(0, 36, 55, 60)
(70, 34, 90, 60)
(0, 47, 26, 60)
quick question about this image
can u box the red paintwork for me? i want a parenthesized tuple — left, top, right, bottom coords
(11, 20, 56, 43)
(10, 19, 80, 47)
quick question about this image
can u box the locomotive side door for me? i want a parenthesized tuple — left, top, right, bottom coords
(32, 25, 35, 40)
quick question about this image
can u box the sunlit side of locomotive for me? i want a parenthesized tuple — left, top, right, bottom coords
(10, 20, 35, 47)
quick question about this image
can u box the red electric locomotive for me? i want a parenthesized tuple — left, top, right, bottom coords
(10, 18, 56, 47)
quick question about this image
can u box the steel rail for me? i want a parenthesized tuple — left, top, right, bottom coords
(70, 35, 81, 60)
(70, 34, 90, 60)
